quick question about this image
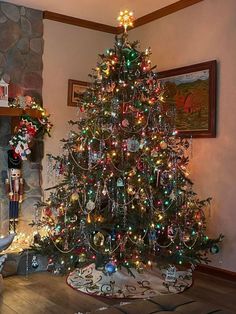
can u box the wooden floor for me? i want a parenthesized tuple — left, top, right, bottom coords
(0, 271, 236, 314)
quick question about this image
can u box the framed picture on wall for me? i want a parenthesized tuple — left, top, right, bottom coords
(67, 79, 89, 107)
(158, 60, 217, 138)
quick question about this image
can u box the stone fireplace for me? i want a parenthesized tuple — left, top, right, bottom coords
(0, 1, 44, 238)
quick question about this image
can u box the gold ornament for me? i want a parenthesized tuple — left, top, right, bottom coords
(78, 253, 86, 263)
(127, 185, 135, 195)
(160, 141, 168, 150)
(93, 232, 105, 246)
(87, 213, 91, 223)
(70, 192, 79, 202)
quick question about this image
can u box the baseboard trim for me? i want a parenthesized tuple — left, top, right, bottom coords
(196, 264, 236, 282)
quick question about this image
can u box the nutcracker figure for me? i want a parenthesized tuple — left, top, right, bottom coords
(5, 150, 24, 233)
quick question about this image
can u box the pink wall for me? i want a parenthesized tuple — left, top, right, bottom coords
(42, 21, 113, 191)
(131, 0, 236, 272)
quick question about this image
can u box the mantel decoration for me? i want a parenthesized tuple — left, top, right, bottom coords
(32, 10, 222, 298)
(8, 96, 53, 160)
(0, 78, 9, 107)
(4, 96, 52, 233)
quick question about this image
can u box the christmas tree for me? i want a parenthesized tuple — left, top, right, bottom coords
(33, 12, 222, 274)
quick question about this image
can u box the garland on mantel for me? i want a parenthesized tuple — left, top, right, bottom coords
(8, 95, 53, 160)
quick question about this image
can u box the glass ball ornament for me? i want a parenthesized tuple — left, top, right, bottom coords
(78, 253, 86, 263)
(127, 138, 139, 152)
(31, 255, 39, 269)
(93, 232, 105, 246)
(128, 50, 139, 61)
(160, 140, 168, 150)
(70, 192, 79, 202)
(105, 262, 116, 274)
(121, 119, 129, 127)
(127, 185, 135, 195)
(86, 200, 95, 211)
(210, 244, 220, 254)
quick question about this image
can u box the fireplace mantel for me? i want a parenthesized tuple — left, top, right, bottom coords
(0, 108, 41, 118)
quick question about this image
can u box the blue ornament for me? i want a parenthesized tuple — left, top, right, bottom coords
(148, 230, 157, 241)
(111, 229, 116, 241)
(105, 262, 116, 274)
(210, 244, 220, 254)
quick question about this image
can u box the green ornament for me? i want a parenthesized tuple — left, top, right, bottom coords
(122, 47, 132, 57)
(210, 244, 220, 254)
(149, 176, 154, 183)
(128, 50, 139, 61)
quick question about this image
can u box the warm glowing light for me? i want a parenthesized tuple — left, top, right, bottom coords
(87, 213, 91, 223)
(117, 10, 134, 31)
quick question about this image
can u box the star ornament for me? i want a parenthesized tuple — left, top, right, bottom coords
(117, 10, 134, 31)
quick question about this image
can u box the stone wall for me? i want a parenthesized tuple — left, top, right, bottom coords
(0, 117, 11, 234)
(0, 1, 43, 101)
(0, 1, 43, 237)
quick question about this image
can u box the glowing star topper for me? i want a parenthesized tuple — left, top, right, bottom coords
(117, 10, 134, 32)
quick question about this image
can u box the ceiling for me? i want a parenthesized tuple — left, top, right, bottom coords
(3, 0, 179, 25)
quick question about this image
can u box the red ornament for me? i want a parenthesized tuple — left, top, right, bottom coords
(195, 212, 202, 220)
(121, 119, 129, 127)
(136, 159, 144, 171)
(44, 207, 52, 217)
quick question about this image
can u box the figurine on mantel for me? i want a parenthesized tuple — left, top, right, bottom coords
(8, 95, 33, 110)
(5, 150, 24, 233)
(0, 78, 9, 107)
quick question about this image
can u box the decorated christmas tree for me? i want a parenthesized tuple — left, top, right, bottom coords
(33, 11, 222, 275)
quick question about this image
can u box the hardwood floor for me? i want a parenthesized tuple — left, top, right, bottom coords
(185, 271, 236, 312)
(0, 271, 235, 314)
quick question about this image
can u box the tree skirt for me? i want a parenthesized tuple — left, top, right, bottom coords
(67, 263, 192, 299)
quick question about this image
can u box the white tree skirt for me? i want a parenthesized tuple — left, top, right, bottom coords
(67, 263, 192, 299)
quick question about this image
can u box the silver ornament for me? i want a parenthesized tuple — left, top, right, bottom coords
(127, 138, 139, 152)
(31, 255, 39, 269)
(86, 200, 95, 211)
(117, 178, 124, 187)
